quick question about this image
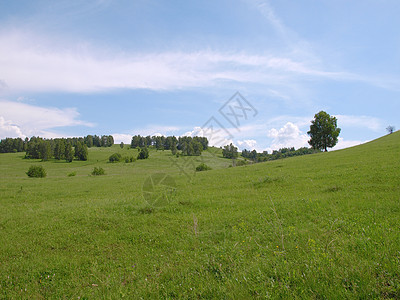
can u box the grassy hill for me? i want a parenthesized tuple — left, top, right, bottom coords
(0, 132, 399, 298)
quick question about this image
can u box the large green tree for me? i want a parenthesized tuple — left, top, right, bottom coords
(307, 111, 341, 152)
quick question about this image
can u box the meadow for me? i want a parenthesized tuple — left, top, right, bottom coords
(0, 132, 399, 298)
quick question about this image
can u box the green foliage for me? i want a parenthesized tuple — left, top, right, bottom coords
(38, 140, 52, 161)
(101, 135, 114, 147)
(109, 152, 122, 163)
(74, 141, 88, 161)
(171, 144, 178, 155)
(0, 137, 25, 153)
(242, 147, 319, 162)
(137, 147, 149, 160)
(67, 171, 76, 177)
(222, 143, 238, 159)
(91, 166, 105, 176)
(1, 135, 115, 155)
(130, 135, 207, 155)
(54, 139, 66, 160)
(195, 162, 212, 171)
(124, 156, 136, 163)
(308, 111, 341, 151)
(235, 159, 249, 166)
(26, 165, 46, 178)
(64, 143, 74, 162)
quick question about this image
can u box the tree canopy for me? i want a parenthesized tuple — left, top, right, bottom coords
(222, 143, 238, 159)
(307, 111, 341, 152)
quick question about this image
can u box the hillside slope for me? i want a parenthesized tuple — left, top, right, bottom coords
(0, 132, 399, 298)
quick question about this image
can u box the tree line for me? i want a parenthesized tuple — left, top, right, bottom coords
(241, 147, 320, 162)
(0, 135, 114, 154)
(0, 135, 115, 162)
(131, 135, 208, 156)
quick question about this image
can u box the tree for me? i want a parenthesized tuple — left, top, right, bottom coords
(74, 141, 88, 161)
(84, 135, 94, 147)
(171, 143, 178, 156)
(54, 139, 66, 160)
(307, 111, 341, 152)
(65, 143, 74, 162)
(38, 140, 52, 161)
(222, 143, 238, 159)
(386, 125, 395, 134)
(192, 140, 203, 156)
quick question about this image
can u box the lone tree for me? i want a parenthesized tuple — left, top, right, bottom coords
(307, 111, 341, 152)
(386, 125, 395, 134)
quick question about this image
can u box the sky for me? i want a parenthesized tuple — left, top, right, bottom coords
(0, 0, 399, 152)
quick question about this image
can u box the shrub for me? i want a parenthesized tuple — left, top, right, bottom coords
(91, 167, 105, 176)
(137, 147, 149, 160)
(26, 165, 46, 178)
(236, 159, 248, 166)
(196, 163, 212, 172)
(109, 153, 122, 163)
(67, 171, 77, 177)
(124, 156, 136, 163)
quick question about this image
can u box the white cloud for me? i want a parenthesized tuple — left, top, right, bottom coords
(0, 30, 356, 94)
(111, 134, 132, 145)
(336, 114, 382, 132)
(267, 122, 309, 150)
(0, 100, 93, 138)
(0, 116, 25, 139)
(237, 139, 258, 150)
(182, 126, 234, 148)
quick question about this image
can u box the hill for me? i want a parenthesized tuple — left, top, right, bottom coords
(0, 132, 399, 298)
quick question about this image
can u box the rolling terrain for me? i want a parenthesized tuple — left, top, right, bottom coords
(0, 132, 399, 298)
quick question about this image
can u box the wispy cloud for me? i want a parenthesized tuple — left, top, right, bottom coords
(247, 0, 400, 92)
(0, 30, 364, 95)
(336, 115, 383, 132)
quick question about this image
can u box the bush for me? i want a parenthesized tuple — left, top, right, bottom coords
(67, 171, 77, 177)
(196, 163, 212, 172)
(109, 153, 122, 163)
(236, 159, 248, 166)
(26, 165, 46, 178)
(91, 167, 105, 176)
(124, 156, 136, 163)
(137, 147, 149, 160)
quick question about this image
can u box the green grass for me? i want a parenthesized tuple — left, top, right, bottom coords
(0, 133, 399, 298)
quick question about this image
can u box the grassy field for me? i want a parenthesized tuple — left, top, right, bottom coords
(0, 132, 399, 298)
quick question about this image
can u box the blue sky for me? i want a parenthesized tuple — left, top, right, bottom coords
(0, 0, 399, 152)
